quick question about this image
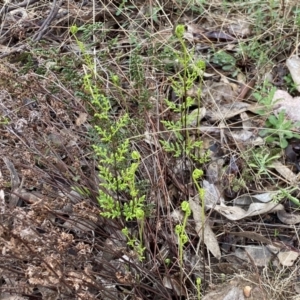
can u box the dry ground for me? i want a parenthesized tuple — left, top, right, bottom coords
(1, 1, 300, 299)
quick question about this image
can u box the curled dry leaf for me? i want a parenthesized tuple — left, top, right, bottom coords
(189, 197, 221, 260)
(213, 202, 284, 221)
(286, 56, 300, 92)
(270, 160, 298, 183)
(233, 192, 275, 207)
(277, 210, 300, 225)
(272, 90, 300, 123)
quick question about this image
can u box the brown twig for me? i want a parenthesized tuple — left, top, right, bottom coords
(236, 77, 256, 101)
(0, 0, 41, 16)
(32, 0, 62, 42)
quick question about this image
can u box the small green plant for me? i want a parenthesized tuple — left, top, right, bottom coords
(71, 24, 146, 261)
(165, 258, 171, 266)
(122, 227, 146, 261)
(0, 116, 9, 125)
(175, 200, 191, 292)
(196, 277, 202, 300)
(253, 82, 277, 115)
(248, 147, 281, 178)
(192, 169, 205, 224)
(211, 50, 237, 72)
(284, 74, 299, 94)
(278, 188, 300, 207)
(72, 185, 91, 197)
(259, 110, 300, 148)
(116, 0, 131, 16)
(237, 39, 270, 68)
(271, 187, 300, 207)
(161, 26, 208, 286)
(175, 201, 191, 268)
(160, 24, 207, 163)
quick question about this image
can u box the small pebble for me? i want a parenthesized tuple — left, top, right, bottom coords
(243, 286, 252, 298)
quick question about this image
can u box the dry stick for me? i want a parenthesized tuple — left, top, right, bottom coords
(2, 157, 22, 209)
(236, 77, 256, 101)
(0, 0, 41, 16)
(32, 0, 62, 42)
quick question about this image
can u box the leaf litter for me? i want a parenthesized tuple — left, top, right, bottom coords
(0, 1, 300, 299)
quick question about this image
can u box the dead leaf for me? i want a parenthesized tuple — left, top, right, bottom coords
(213, 202, 284, 221)
(202, 81, 236, 105)
(163, 276, 187, 297)
(206, 102, 250, 121)
(272, 90, 300, 123)
(286, 56, 300, 92)
(189, 197, 221, 260)
(270, 160, 298, 183)
(277, 210, 300, 225)
(203, 285, 244, 300)
(235, 246, 273, 267)
(230, 130, 253, 142)
(202, 180, 224, 210)
(75, 112, 88, 126)
(230, 231, 273, 245)
(228, 20, 251, 37)
(278, 251, 299, 266)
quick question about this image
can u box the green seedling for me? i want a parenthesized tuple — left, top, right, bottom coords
(196, 277, 202, 300)
(71, 24, 146, 261)
(175, 200, 191, 291)
(165, 258, 171, 266)
(248, 147, 281, 178)
(0, 116, 9, 125)
(284, 74, 299, 94)
(259, 110, 300, 148)
(160, 24, 207, 164)
(253, 83, 276, 115)
(212, 50, 237, 72)
(279, 188, 300, 207)
(175, 201, 191, 267)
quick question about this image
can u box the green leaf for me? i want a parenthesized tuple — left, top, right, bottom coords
(131, 151, 140, 160)
(175, 24, 185, 39)
(267, 115, 278, 127)
(181, 201, 191, 215)
(279, 138, 288, 148)
(192, 169, 204, 180)
(70, 25, 79, 35)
